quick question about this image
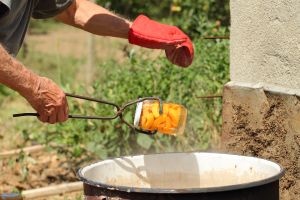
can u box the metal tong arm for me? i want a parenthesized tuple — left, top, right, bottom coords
(13, 93, 121, 120)
(13, 94, 163, 135)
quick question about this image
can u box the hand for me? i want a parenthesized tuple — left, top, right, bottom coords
(23, 77, 69, 124)
(0, 45, 68, 124)
(128, 15, 194, 67)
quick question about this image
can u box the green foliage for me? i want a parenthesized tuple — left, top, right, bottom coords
(0, 80, 12, 106)
(12, 0, 230, 164)
(0, 85, 11, 98)
(21, 38, 229, 163)
(97, 0, 230, 38)
(96, 0, 171, 19)
(169, 0, 230, 38)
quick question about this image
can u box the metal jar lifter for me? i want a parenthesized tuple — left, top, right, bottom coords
(13, 93, 186, 136)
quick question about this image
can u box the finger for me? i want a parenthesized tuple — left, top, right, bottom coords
(48, 108, 58, 124)
(57, 100, 68, 123)
(38, 113, 48, 123)
(56, 94, 69, 123)
(57, 109, 67, 122)
(37, 109, 48, 123)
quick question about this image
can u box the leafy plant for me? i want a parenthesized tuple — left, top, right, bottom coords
(14, 1, 230, 165)
(96, 0, 230, 38)
(20, 37, 229, 164)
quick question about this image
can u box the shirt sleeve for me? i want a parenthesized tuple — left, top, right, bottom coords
(32, 0, 74, 19)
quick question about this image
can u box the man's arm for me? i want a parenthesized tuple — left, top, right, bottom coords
(0, 45, 68, 124)
(0, 45, 35, 95)
(56, 0, 194, 67)
(55, 0, 131, 39)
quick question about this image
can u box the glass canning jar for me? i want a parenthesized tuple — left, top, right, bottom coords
(134, 100, 187, 135)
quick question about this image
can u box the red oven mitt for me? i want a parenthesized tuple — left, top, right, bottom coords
(128, 15, 194, 68)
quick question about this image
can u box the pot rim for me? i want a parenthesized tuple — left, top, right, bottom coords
(77, 151, 285, 194)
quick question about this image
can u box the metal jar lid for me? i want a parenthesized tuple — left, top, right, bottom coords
(133, 101, 143, 128)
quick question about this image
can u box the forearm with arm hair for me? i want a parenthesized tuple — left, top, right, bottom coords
(0, 45, 69, 123)
(56, 0, 131, 39)
(0, 45, 38, 96)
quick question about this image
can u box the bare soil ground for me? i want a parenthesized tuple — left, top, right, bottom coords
(0, 151, 78, 192)
(0, 96, 80, 197)
(223, 94, 300, 200)
(0, 103, 82, 199)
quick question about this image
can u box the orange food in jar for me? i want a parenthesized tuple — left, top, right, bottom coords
(138, 100, 187, 135)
